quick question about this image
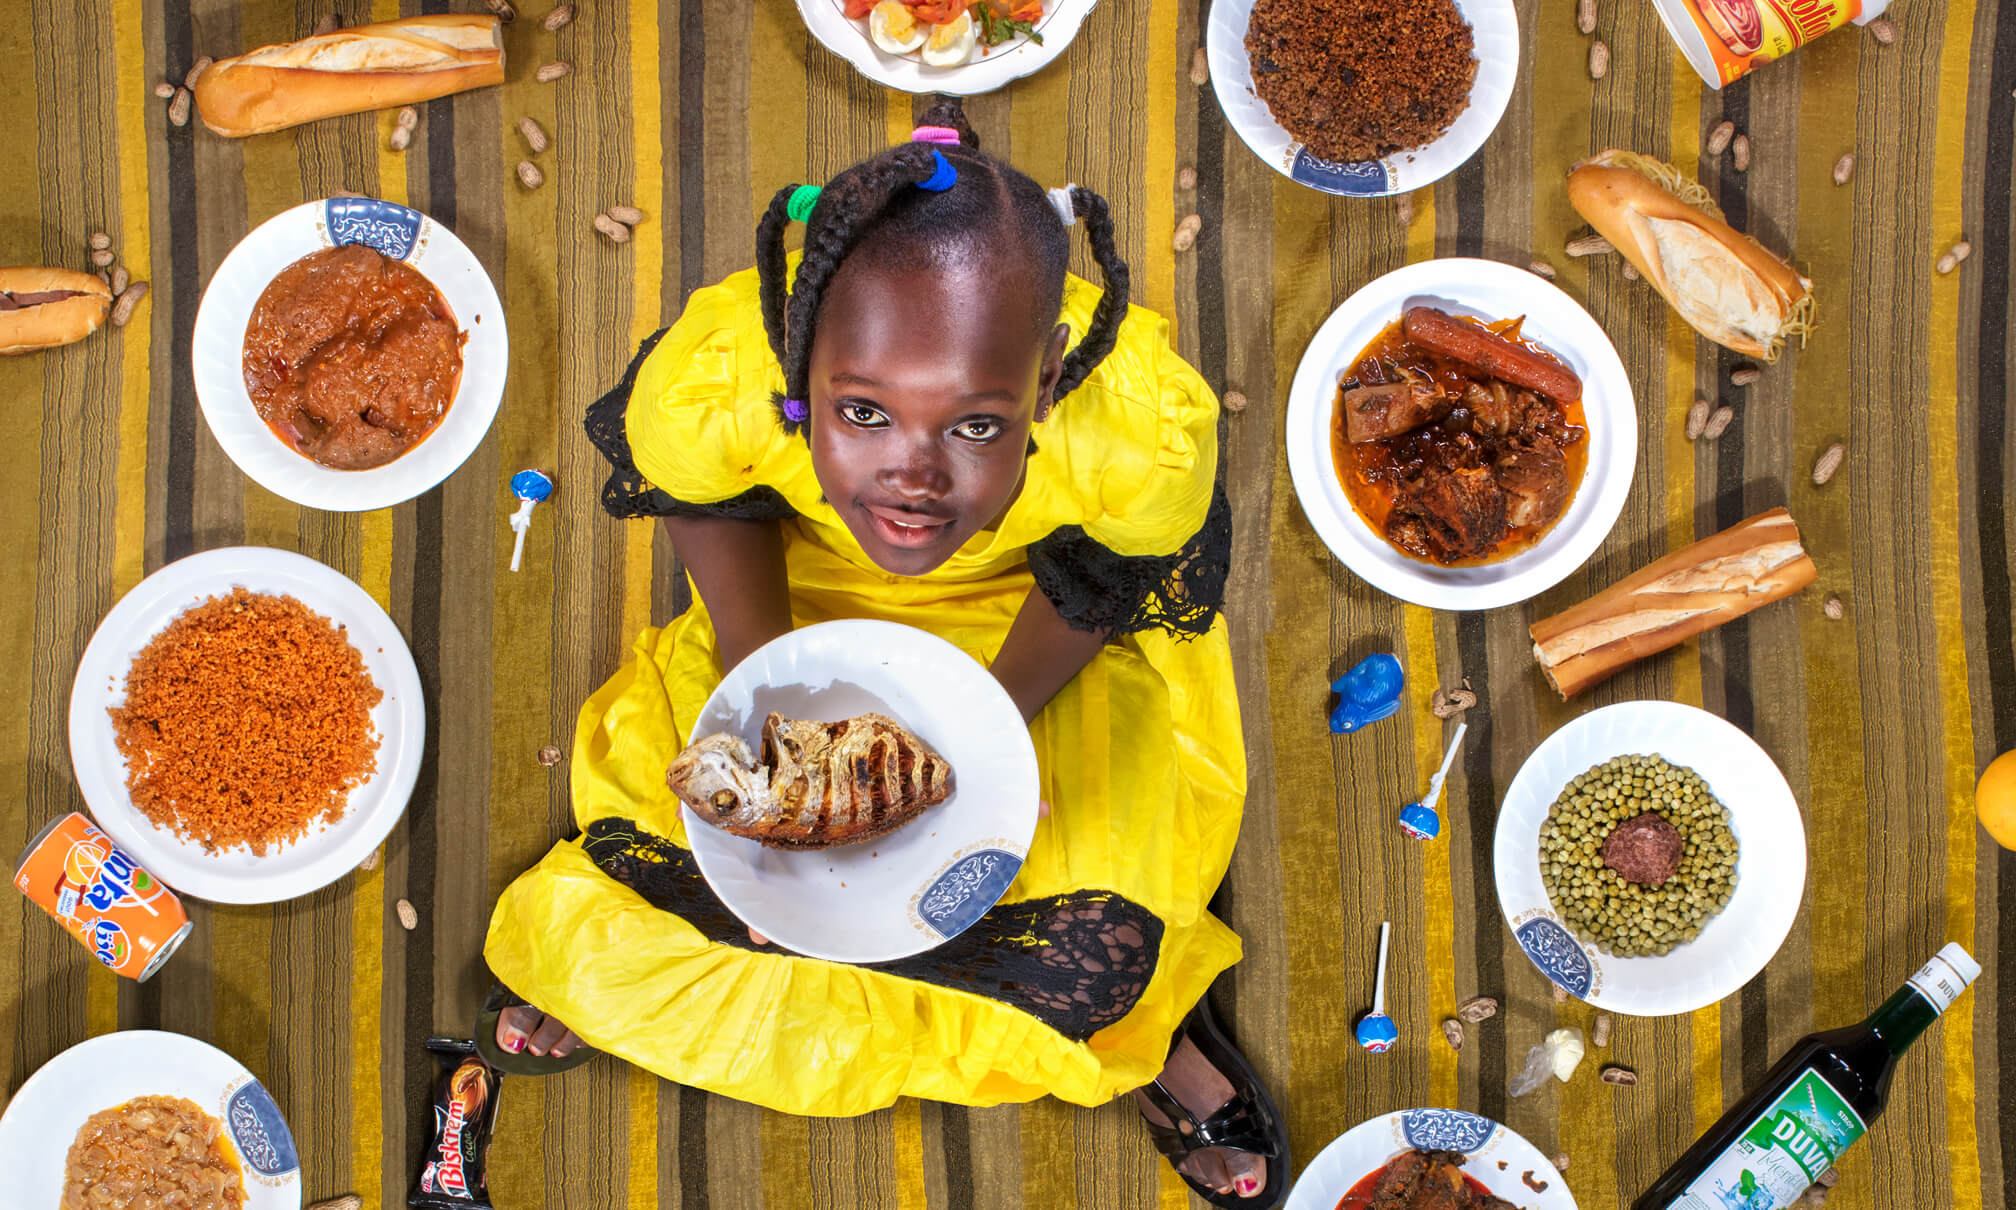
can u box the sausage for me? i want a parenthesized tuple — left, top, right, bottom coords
(1402, 306, 1583, 401)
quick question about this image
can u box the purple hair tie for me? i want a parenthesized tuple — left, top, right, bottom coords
(781, 397, 810, 423)
(911, 125, 962, 145)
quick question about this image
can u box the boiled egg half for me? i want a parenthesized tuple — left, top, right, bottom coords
(920, 10, 978, 67)
(868, 1, 929, 55)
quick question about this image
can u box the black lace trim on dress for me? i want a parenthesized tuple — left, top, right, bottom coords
(1027, 480, 1232, 640)
(580, 816, 1162, 1041)
(584, 328, 801, 522)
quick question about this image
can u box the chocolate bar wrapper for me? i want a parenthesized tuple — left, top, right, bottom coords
(410, 1037, 502, 1210)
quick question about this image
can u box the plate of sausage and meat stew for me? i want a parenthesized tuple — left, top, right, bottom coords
(1284, 258, 1635, 610)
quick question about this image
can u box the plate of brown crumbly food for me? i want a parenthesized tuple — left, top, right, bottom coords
(67, 547, 424, 904)
(1287, 1109, 1576, 1210)
(1206, 0, 1518, 196)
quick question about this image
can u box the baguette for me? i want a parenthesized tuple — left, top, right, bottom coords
(0, 267, 114, 355)
(1530, 507, 1816, 697)
(1566, 150, 1813, 361)
(193, 14, 504, 138)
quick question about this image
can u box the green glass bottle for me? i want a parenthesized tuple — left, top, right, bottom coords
(1631, 944, 1980, 1210)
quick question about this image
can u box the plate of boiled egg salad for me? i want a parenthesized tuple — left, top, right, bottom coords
(803, 0, 1089, 93)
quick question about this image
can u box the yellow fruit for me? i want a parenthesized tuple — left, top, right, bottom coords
(1975, 750, 2016, 849)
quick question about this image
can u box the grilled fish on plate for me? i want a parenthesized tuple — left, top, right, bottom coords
(667, 711, 955, 849)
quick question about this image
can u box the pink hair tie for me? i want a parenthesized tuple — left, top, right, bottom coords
(911, 125, 962, 146)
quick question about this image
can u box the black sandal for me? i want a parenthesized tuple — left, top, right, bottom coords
(473, 982, 598, 1077)
(1137, 998, 1290, 1210)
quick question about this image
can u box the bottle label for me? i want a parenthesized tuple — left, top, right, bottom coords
(1667, 1069, 1866, 1209)
(1905, 951, 1971, 1014)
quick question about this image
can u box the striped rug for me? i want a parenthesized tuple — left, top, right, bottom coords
(0, 1, 2008, 1207)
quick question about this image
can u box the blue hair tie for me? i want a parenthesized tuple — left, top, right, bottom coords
(781, 397, 809, 423)
(917, 150, 957, 193)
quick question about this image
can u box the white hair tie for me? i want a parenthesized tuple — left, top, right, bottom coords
(1048, 185, 1078, 227)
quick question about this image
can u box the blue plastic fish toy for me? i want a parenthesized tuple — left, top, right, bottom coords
(1329, 653, 1404, 734)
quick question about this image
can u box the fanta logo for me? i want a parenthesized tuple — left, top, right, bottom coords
(81, 848, 141, 912)
(91, 919, 130, 969)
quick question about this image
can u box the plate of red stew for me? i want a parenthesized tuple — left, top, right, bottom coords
(192, 197, 507, 512)
(1284, 258, 1635, 610)
(1286, 1109, 1576, 1210)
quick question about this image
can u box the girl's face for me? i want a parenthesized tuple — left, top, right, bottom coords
(807, 254, 1068, 576)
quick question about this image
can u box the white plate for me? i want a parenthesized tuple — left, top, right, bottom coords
(192, 197, 507, 513)
(1288, 1108, 1577, 1210)
(795, 0, 1098, 95)
(1207, 0, 1518, 196)
(67, 547, 425, 905)
(0, 1030, 302, 1209)
(684, 620, 1040, 964)
(1283, 258, 1636, 611)
(1493, 701, 1806, 1017)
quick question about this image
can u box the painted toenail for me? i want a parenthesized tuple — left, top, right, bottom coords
(506, 1036, 525, 1053)
(1236, 1177, 1257, 1196)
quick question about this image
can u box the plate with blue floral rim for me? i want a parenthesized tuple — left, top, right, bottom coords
(192, 196, 507, 512)
(1493, 700, 1806, 1018)
(1287, 1109, 1577, 1210)
(0, 1030, 302, 1209)
(1205, 0, 1519, 197)
(683, 619, 1041, 964)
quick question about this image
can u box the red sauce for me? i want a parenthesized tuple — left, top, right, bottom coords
(1329, 315, 1587, 566)
(1335, 1155, 1500, 1210)
(243, 245, 465, 471)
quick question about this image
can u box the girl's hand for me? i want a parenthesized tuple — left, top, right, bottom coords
(743, 801, 1051, 947)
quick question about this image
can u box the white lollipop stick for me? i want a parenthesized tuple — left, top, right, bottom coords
(1371, 919, 1391, 1016)
(508, 500, 536, 573)
(1420, 721, 1469, 807)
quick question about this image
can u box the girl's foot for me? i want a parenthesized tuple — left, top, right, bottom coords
(494, 1002, 585, 1059)
(1133, 1034, 1269, 1197)
(1133, 1002, 1288, 1208)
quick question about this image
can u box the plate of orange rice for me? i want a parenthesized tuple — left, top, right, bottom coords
(66, 546, 424, 904)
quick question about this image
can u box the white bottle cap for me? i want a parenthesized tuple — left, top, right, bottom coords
(1935, 942, 1982, 986)
(1907, 943, 1981, 1014)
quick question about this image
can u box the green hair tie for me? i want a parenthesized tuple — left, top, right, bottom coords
(786, 185, 822, 223)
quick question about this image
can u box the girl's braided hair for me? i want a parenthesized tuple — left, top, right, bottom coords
(754, 98, 1131, 437)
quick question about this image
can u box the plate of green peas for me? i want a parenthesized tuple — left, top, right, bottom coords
(1493, 701, 1806, 1017)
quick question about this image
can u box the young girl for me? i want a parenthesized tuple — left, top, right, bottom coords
(483, 102, 1285, 1207)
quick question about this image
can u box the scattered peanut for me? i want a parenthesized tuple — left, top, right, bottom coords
(109, 281, 148, 327)
(307, 1197, 364, 1210)
(1685, 395, 1711, 441)
(1950, 239, 1974, 266)
(1189, 46, 1209, 86)
(606, 204, 646, 226)
(110, 265, 129, 296)
(90, 249, 115, 269)
(1833, 152, 1855, 185)
(537, 744, 564, 767)
(397, 898, 419, 931)
(1817, 1169, 1840, 1189)
(544, 4, 576, 31)
(1811, 441, 1845, 485)
(1440, 1018, 1464, 1052)
(1173, 212, 1202, 253)
(1731, 134, 1751, 172)
(1600, 1065, 1639, 1086)
(390, 125, 413, 152)
(313, 13, 341, 35)
(1588, 39, 1609, 80)
(1576, 0, 1596, 34)
(168, 87, 191, 127)
(395, 106, 419, 130)
(484, 0, 518, 22)
(518, 116, 550, 154)
(1823, 595, 1844, 620)
(1802, 1187, 1830, 1206)
(1868, 15, 1896, 42)
(1432, 687, 1477, 718)
(89, 232, 112, 251)
(1395, 190, 1415, 228)
(536, 61, 572, 83)
(1553, 982, 1570, 1003)
(1707, 120, 1735, 157)
(1223, 390, 1249, 413)
(154, 81, 176, 100)
(358, 846, 382, 873)
(1730, 366, 1761, 386)
(97, 270, 112, 286)
(1703, 405, 1735, 440)
(1550, 1153, 1571, 1174)
(1565, 233, 1613, 257)
(517, 160, 544, 190)
(1528, 260, 1556, 279)
(1592, 1012, 1612, 1047)
(1177, 165, 1198, 191)
(185, 56, 212, 90)
(1936, 251, 1958, 275)
(1456, 995, 1499, 1023)
(1621, 261, 1640, 280)
(593, 213, 632, 243)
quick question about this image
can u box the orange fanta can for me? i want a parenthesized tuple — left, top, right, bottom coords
(15, 813, 191, 981)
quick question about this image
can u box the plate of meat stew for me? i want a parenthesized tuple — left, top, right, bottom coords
(1285, 259, 1635, 610)
(1286, 1109, 1576, 1210)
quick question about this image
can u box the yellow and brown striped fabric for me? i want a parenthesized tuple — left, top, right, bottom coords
(1, 1, 2009, 1207)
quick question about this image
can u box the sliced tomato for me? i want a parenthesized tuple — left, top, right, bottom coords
(1007, 0, 1043, 21)
(908, 0, 969, 25)
(844, 0, 878, 18)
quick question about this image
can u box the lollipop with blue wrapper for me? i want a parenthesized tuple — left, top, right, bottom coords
(1398, 721, 1469, 841)
(508, 469, 552, 573)
(1355, 921, 1398, 1053)
(1329, 652, 1404, 734)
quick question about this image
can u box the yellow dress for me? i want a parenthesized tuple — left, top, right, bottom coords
(484, 266, 1245, 1117)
